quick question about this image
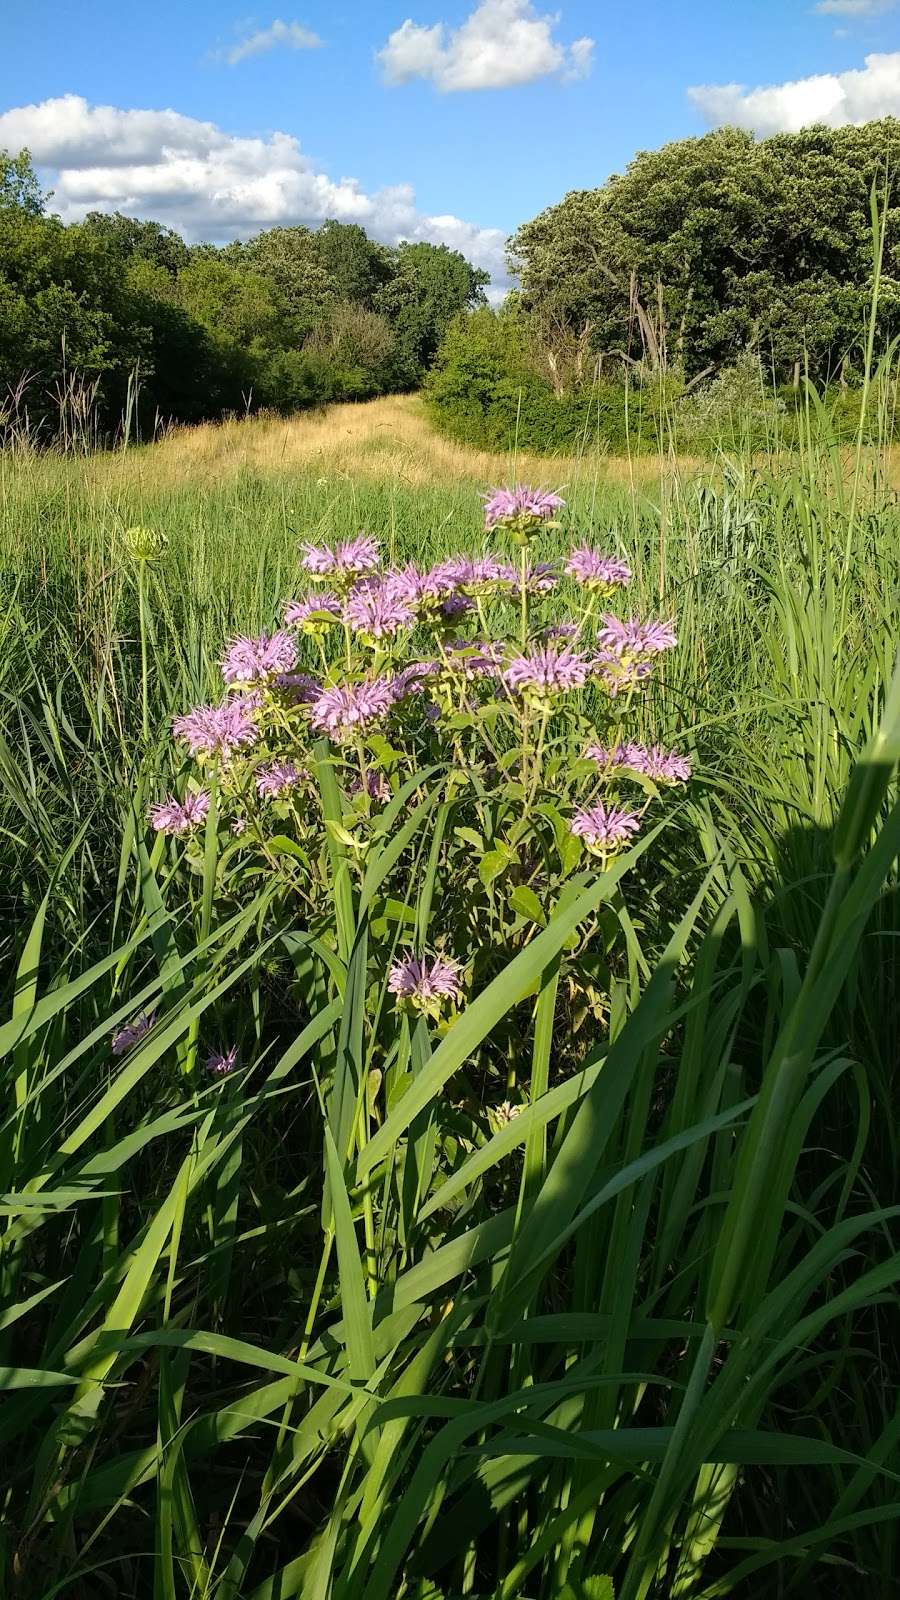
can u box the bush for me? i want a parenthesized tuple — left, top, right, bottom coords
(426, 308, 675, 453)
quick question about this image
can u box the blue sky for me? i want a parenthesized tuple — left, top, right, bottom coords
(1, 0, 899, 285)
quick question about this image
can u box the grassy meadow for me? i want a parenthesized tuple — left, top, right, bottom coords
(1, 393, 899, 1600)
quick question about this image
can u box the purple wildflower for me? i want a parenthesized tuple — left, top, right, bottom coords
(444, 639, 504, 681)
(309, 676, 395, 742)
(350, 770, 391, 802)
(231, 816, 248, 836)
(206, 1045, 239, 1077)
(344, 581, 416, 641)
(590, 652, 654, 696)
(389, 661, 440, 701)
(173, 700, 259, 761)
(523, 561, 559, 594)
(149, 790, 210, 836)
(112, 1011, 156, 1056)
(301, 535, 380, 581)
(276, 672, 321, 704)
(440, 593, 474, 620)
(388, 952, 462, 1017)
(596, 615, 678, 658)
(586, 742, 691, 784)
(483, 486, 565, 531)
(504, 645, 590, 700)
(565, 549, 632, 589)
(543, 621, 580, 641)
(570, 802, 642, 853)
(284, 594, 342, 632)
(255, 761, 305, 799)
(222, 632, 297, 686)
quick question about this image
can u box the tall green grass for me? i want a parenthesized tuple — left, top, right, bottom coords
(0, 415, 898, 1598)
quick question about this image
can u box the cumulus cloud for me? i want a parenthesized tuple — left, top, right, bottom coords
(378, 0, 593, 92)
(688, 50, 900, 134)
(0, 95, 510, 287)
(815, 1, 895, 15)
(218, 19, 322, 66)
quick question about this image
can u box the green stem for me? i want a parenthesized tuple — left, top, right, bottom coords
(138, 558, 149, 744)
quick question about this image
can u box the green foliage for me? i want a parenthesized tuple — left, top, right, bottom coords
(427, 307, 674, 452)
(510, 119, 900, 384)
(0, 152, 485, 441)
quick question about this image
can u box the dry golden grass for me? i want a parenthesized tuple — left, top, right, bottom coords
(76, 393, 706, 493)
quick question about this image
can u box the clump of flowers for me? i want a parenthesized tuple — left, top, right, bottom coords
(483, 486, 565, 542)
(112, 1011, 156, 1056)
(388, 953, 462, 1019)
(587, 742, 691, 784)
(222, 632, 298, 686)
(255, 761, 305, 799)
(505, 645, 590, 705)
(150, 790, 210, 835)
(309, 677, 396, 742)
(565, 549, 632, 592)
(570, 802, 642, 856)
(154, 487, 693, 1066)
(206, 1045, 239, 1077)
(173, 700, 259, 762)
(344, 581, 416, 644)
(301, 535, 380, 584)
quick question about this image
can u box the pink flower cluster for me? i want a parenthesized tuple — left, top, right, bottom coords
(150, 789, 210, 835)
(255, 761, 305, 798)
(388, 952, 462, 1014)
(173, 700, 259, 761)
(301, 535, 380, 580)
(570, 803, 642, 853)
(505, 645, 590, 698)
(222, 631, 297, 685)
(586, 743, 691, 784)
(483, 486, 565, 530)
(565, 549, 632, 589)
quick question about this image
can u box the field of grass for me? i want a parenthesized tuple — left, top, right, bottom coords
(1, 396, 899, 1600)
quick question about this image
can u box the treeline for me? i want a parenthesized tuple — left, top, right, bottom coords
(0, 149, 488, 441)
(428, 120, 900, 452)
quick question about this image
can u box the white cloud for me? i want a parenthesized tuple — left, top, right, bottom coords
(688, 50, 900, 134)
(0, 94, 510, 286)
(378, 0, 593, 92)
(815, 1, 895, 15)
(218, 19, 322, 66)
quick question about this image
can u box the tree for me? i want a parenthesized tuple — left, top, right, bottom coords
(510, 120, 900, 382)
(376, 241, 489, 384)
(232, 226, 339, 341)
(81, 211, 190, 275)
(315, 220, 392, 307)
(0, 149, 46, 216)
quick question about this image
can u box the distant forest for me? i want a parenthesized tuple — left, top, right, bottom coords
(0, 148, 488, 440)
(428, 120, 900, 452)
(5, 119, 900, 451)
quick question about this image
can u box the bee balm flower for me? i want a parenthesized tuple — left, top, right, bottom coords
(482, 486, 565, 537)
(149, 790, 211, 835)
(221, 632, 297, 685)
(112, 1011, 156, 1056)
(173, 700, 259, 761)
(388, 953, 462, 1018)
(308, 677, 396, 742)
(570, 802, 641, 855)
(504, 645, 590, 703)
(301, 535, 380, 582)
(565, 549, 632, 591)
